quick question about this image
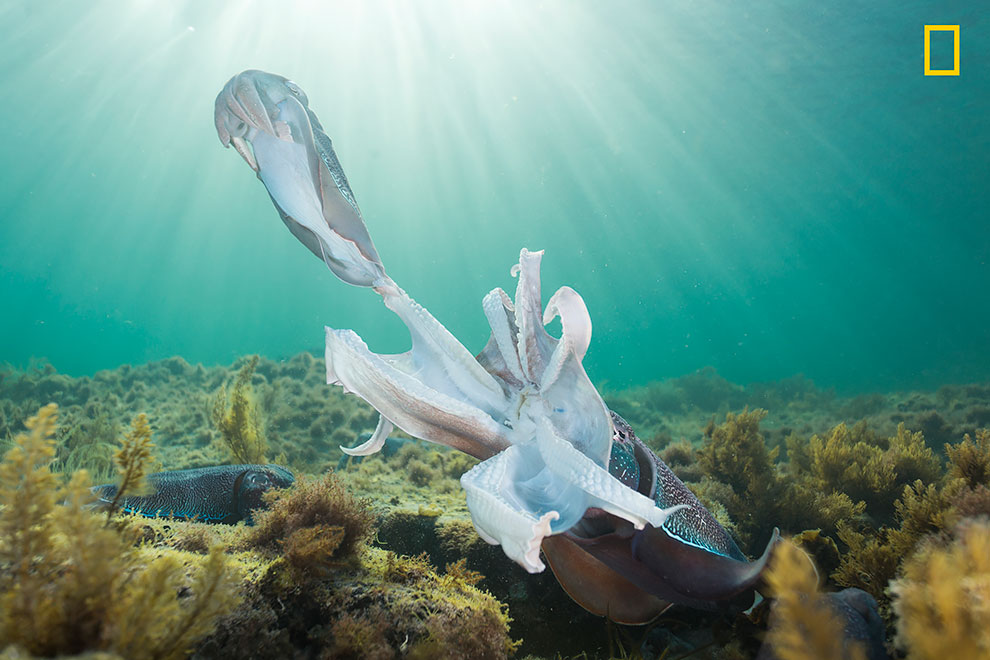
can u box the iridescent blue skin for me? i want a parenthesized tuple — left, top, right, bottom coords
(607, 413, 746, 562)
(541, 412, 778, 622)
(92, 464, 294, 524)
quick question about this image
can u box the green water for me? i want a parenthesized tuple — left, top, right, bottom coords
(1, 0, 986, 393)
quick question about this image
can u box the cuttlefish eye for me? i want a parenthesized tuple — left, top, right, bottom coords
(244, 471, 273, 489)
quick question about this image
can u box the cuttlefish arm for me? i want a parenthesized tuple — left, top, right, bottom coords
(458, 251, 687, 572)
(216, 69, 510, 458)
(215, 69, 383, 286)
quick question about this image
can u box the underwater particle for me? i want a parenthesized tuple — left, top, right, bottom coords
(92, 464, 294, 524)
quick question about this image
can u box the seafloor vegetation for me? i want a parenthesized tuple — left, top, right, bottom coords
(0, 353, 988, 659)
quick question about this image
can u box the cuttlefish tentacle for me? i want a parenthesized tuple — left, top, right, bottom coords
(512, 249, 554, 383)
(479, 287, 526, 387)
(214, 69, 383, 287)
(373, 277, 508, 415)
(217, 69, 777, 616)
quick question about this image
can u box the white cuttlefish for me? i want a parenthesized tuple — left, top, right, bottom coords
(215, 70, 685, 573)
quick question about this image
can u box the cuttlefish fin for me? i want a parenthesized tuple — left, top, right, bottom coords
(312, 129, 383, 271)
(631, 526, 782, 603)
(542, 534, 672, 625)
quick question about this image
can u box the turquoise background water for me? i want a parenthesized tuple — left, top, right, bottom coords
(1, 1, 986, 392)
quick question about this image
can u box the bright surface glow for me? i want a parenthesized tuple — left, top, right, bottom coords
(0, 0, 986, 391)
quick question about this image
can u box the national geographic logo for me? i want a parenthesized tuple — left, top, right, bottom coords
(924, 25, 960, 76)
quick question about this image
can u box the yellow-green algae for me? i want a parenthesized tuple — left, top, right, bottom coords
(890, 519, 990, 659)
(762, 540, 868, 660)
(193, 469, 517, 660)
(210, 355, 268, 465)
(4, 359, 990, 657)
(0, 405, 241, 659)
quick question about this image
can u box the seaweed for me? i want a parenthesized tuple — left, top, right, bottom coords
(762, 540, 867, 660)
(832, 479, 952, 605)
(245, 471, 375, 572)
(363, 550, 519, 660)
(696, 408, 783, 551)
(0, 404, 241, 659)
(201, 543, 517, 659)
(890, 520, 990, 659)
(54, 406, 119, 482)
(103, 412, 156, 521)
(945, 428, 990, 489)
(831, 522, 902, 605)
(799, 422, 940, 520)
(211, 355, 267, 465)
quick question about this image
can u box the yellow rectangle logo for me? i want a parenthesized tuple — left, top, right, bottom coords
(925, 25, 960, 76)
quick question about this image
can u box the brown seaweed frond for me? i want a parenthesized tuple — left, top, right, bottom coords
(321, 547, 518, 660)
(52, 407, 119, 482)
(945, 428, 990, 489)
(0, 403, 59, 583)
(246, 471, 374, 572)
(698, 408, 776, 496)
(890, 479, 952, 548)
(807, 422, 883, 502)
(442, 558, 484, 587)
(832, 522, 902, 604)
(212, 355, 267, 464)
(696, 408, 782, 550)
(764, 540, 867, 660)
(890, 520, 990, 659)
(832, 477, 953, 605)
(0, 404, 241, 658)
(105, 412, 156, 522)
(884, 423, 942, 488)
(802, 422, 941, 522)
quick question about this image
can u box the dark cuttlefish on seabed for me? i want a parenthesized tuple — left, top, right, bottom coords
(214, 69, 778, 623)
(92, 464, 294, 524)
